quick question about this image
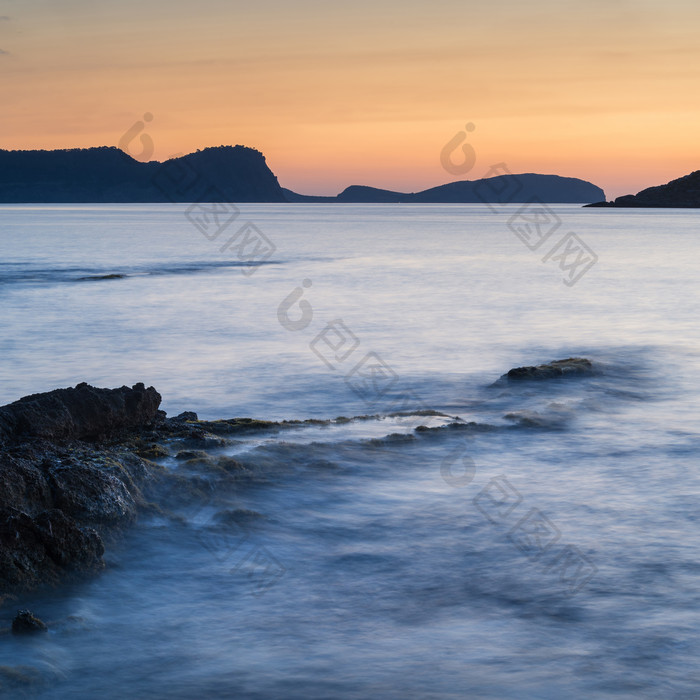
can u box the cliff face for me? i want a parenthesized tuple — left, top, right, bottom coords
(586, 170, 700, 208)
(171, 147, 287, 203)
(0, 146, 287, 203)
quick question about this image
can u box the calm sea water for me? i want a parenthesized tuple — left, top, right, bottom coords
(1, 204, 699, 698)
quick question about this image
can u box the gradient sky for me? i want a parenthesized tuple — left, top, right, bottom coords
(1, 0, 699, 198)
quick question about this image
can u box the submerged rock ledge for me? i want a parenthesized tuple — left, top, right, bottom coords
(496, 357, 594, 383)
(0, 359, 593, 595)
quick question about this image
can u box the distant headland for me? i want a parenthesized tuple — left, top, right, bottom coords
(0, 145, 606, 204)
(586, 170, 700, 208)
(0, 146, 287, 203)
(284, 174, 604, 204)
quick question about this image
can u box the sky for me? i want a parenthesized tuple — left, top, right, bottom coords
(1, 0, 699, 199)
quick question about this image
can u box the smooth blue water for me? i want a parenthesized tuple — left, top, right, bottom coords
(1, 204, 699, 698)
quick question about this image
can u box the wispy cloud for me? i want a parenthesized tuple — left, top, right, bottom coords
(0, 16, 10, 21)
(0, 49, 8, 55)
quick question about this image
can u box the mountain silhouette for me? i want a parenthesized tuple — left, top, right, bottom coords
(286, 174, 604, 204)
(0, 146, 604, 204)
(0, 146, 286, 203)
(586, 170, 700, 207)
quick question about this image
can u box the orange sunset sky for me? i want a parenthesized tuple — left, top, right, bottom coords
(1, 0, 699, 199)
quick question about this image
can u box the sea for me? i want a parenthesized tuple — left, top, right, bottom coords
(0, 203, 699, 699)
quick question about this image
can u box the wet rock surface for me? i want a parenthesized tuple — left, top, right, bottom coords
(499, 357, 593, 382)
(0, 383, 292, 596)
(0, 384, 166, 594)
(11, 610, 48, 635)
(0, 382, 162, 444)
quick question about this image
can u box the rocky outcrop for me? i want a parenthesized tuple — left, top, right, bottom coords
(0, 384, 285, 595)
(0, 383, 162, 444)
(498, 357, 594, 382)
(0, 383, 163, 594)
(585, 170, 700, 208)
(11, 610, 48, 635)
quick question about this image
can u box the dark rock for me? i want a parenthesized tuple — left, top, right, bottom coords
(198, 418, 280, 435)
(0, 382, 291, 595)
(178, 434, 227, 450)
(34, 509, 105, 568)
(0, 508, 104, 590)
(414, 421, 497, 435)
(0, 383, 164, 594)
(173, 412, 198, 422)
(216, 457, 246, 473)
(48, 462, 137, 525)
(583, 170, 700, 208)
(11, 610, 48, 635)
(175, 450, 210, 461)
(78, 273, 126, 281)
(135, 443, 169, 460)
(0, 453, 53, 515)
(501, 357, 593, 382)
(504, 406, 571, 429)
(0, 383, 161, 444)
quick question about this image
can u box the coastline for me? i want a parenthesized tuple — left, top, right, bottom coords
(0, 358, 594, 600)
